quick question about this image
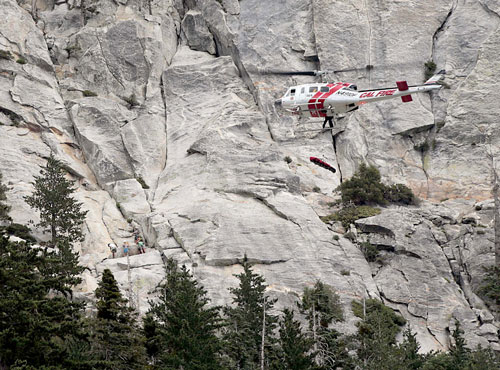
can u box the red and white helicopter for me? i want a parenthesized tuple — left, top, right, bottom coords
(268, 66, 445, 126)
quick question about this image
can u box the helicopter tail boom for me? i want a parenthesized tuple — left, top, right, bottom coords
(396, 80, 412, 103)
(357, 83, 442, 105)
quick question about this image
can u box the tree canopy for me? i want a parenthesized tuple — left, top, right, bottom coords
(88, 268, 147, 369)
(273, 308, 316, 370)
(299, 281, 349, 369)
(0, 236, 85, 368)
(223, 257, 278, 369)
(0, 172, 11, 222)
(24, 154, 87, 244)
(146, 258, 224, 369)
(338, 163, 415, 206)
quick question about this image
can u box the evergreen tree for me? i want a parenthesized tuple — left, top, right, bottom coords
(0, 236, 85, 368)
(0, 171, 11, 222)
(351, 299, 406, 369)
(421, 352, 454, 370)
(393, 327, 426, 370)
(88, 268, 147, 369)
(467, 345, 500, 369)
(146, 258, 224, 369)
(298, 281, 348, 368)
(61, 336, 100, 370)
(24, 154, 87, 244)
(143, 313, 161, 363)
(448, 320, 469, 369)
(96, 269, 128, 320)
(300, 281, 343, 328)
(272, 308, 316, 370)
(223, 256, 278, 369)
(422, 323, 500, 370)
(479, 265, 500, 315)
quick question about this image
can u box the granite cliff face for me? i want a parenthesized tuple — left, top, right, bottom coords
(1, 0, 499, 352)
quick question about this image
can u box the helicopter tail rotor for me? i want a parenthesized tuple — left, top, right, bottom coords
(424, 69, 446, 85)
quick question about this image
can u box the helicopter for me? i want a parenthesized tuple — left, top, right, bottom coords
(265, 66, 445, 127)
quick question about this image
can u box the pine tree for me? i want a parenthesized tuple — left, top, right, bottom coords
(422, 352, 454, 370)
(448, 320, 469, 369)
(143, 313, 161, 363)
(422, 323, 500, 370)
(0, 172, 11, 222)
(272, 308, 316, 370)
(298, 281, 347, 368)
(0, 236, 85, 368)
(479, 265, 500, 315)
(95, 269, 128, 320)
(393, 327, 426, 370)
(223, 256, 278, 369)
(24, 154, 87, 244)
(88, 268, 147, 369)
(467, 345, 500, 369)
(300, 281, 343, 328)
(146, 258, 224, 369)
(351, 299, 406, 370)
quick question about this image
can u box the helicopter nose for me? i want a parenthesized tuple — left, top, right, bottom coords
(274, 99, 282, 107)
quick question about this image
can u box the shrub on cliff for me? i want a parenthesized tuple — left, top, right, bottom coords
(384, 183, 416, 205)
(321, 205, 381, 228)
(338, 163, 416, 206)
(338, 163, 386, 205)
(360, 241, 382, 263)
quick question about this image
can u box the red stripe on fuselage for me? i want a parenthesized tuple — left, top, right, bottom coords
(308, 91, 324, 117)
(308, 83, 348, 117)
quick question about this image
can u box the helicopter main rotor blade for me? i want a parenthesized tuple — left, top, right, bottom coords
(252, 62, 424, 77)
(253, 65, 374, 76)
(257, 69, 319, 76)
(330, 65, 374, 73)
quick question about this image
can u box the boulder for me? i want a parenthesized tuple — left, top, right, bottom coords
(182, 10, 216, 55)
(111, 179, 151, 227)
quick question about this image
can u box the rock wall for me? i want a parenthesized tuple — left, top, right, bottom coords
(1, 0, 499, 350)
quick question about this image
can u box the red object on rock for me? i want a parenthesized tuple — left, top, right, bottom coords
(309, 157, 336, 173)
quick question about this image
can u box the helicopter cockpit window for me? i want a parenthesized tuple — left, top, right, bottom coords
(309, 86, 318, 93)
(290, 88, 296, 96)
(345, 84, 358, 91)
(320, 86, 329, 93)
(301, 87, 305, 94)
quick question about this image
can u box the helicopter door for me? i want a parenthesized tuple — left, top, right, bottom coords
(296, 87, 306, 104)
